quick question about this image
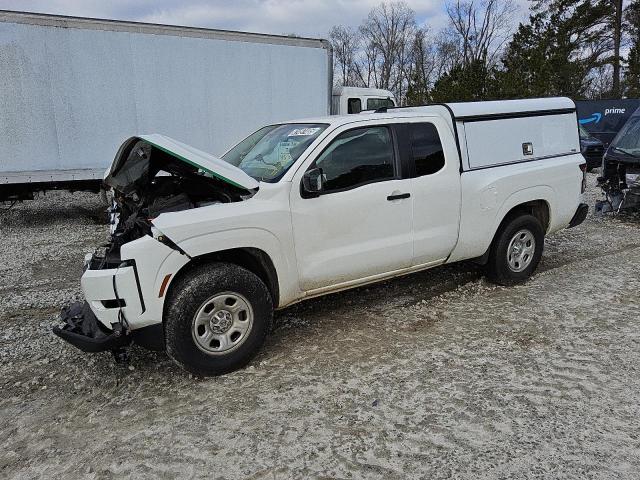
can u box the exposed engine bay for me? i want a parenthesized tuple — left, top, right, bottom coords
(54, 135, 259, 358)
(596, 161, 640, 214)
(596, 109, 640, 214)
(95, 137, 256, 268)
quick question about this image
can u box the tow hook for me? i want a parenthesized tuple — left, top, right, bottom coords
(110, 323, 130, 364)
(112, 347, 130, 364)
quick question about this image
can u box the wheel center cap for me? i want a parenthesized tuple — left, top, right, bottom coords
(210, 310, 233, 333)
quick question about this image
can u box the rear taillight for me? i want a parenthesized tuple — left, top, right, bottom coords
(579, 163, 587, 193)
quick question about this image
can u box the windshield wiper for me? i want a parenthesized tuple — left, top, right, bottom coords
(253, 153, 280, 166)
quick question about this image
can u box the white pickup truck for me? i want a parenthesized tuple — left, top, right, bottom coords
(54, 97, 589, 376)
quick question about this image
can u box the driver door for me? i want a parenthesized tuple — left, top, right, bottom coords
(289, 124, 413, 292)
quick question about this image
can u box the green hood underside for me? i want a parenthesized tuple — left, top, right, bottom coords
(105, 134, 260, 193)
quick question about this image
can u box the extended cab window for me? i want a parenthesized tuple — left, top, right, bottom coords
(408, 123, 445, 176)
(315, 126, 395, 192)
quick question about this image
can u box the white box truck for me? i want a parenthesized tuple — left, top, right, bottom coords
(0, 10, 395, 201)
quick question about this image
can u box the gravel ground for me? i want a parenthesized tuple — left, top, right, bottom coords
(1, 175, 640, 479)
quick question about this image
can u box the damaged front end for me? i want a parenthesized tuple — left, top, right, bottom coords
(53, 302, 130, 353)
(596, 159, 640, 214)
(104, 134, 259, 252)
(596, 110, 640, 214)
(53, 134, 259, 357)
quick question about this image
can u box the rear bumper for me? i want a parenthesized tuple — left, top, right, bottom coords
(568, 203, 588, 228)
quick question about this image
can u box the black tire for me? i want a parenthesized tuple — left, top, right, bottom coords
(484, 213, 544, 286)
(164, 262, 273, 376)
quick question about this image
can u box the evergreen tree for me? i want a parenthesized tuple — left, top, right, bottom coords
(405, 69, 430, 105)
(495, 1, 614, 99)
(625, 0, 640, 97)
(430, 60, 495, 102)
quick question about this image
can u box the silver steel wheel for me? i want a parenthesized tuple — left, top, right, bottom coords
(191, 291, 254, 355)
(506, 229, 536, 273)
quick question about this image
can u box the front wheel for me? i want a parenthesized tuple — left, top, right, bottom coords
(485, 214, 544, 286)
(164, 262, 273, 376)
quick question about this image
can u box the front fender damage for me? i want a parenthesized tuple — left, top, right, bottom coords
(53, 134, 255, 361)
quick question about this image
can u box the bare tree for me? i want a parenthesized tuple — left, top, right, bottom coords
(411, 28, 435, 88)
(358, 39, 381, 88)
(357, 1, 417, 102)
(328, 25, 361, 86)
(586, 64, 614, 98)
(445, 0, 516, 67)
(434, 30, 465, 78)
(611, 0, 624, 96)
(405, 27, 441, 104)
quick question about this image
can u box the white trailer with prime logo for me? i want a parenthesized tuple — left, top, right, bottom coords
(0, 10, 394, 201)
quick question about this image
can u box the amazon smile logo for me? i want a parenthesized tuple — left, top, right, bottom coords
(579, 113, 602, 125)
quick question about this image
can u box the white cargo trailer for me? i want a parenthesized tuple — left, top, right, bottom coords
(0, 11, 342, 201)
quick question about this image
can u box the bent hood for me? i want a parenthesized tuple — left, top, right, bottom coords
(105, 134, 259, 193)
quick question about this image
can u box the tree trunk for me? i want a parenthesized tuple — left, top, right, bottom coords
(612, 0, 623, 96)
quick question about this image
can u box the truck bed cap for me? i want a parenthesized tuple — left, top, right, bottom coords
(444, 97, 576, 121)
(301, 97, 577, 125)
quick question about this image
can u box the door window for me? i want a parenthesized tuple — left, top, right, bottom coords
(314, 126, 395, 193)
(348, 98, 362, 114)
(408, 123, 445, 176)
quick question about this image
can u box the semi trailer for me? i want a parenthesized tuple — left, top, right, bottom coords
(0, 10, 394, 201)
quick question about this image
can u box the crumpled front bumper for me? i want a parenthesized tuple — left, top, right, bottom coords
(81, 260, 145, 330)
(52, 259, 142, 353)
(53, 301, 131, 352)
(53, 235, 189, 354)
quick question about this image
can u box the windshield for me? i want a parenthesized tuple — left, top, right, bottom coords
(611, 115, 640, 157)
(222, 123, 328, 182)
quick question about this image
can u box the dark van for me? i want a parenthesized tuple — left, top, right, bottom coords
(597, 106, 640, 212)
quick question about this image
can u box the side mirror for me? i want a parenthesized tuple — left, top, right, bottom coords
(302, 167, 324, 196)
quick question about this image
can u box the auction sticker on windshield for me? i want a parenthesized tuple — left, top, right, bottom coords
(289, 128, 321, 136)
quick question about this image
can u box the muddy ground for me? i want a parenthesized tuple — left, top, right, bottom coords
(1, 174, 639, 479)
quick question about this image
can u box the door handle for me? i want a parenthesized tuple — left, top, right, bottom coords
(387, 193, 410, 201)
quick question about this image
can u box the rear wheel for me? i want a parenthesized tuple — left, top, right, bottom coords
(164, 262, 273, 376)
(485, 214, 544, 286)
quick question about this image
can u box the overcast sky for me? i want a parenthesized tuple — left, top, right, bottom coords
(0, 0, 530, 38)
